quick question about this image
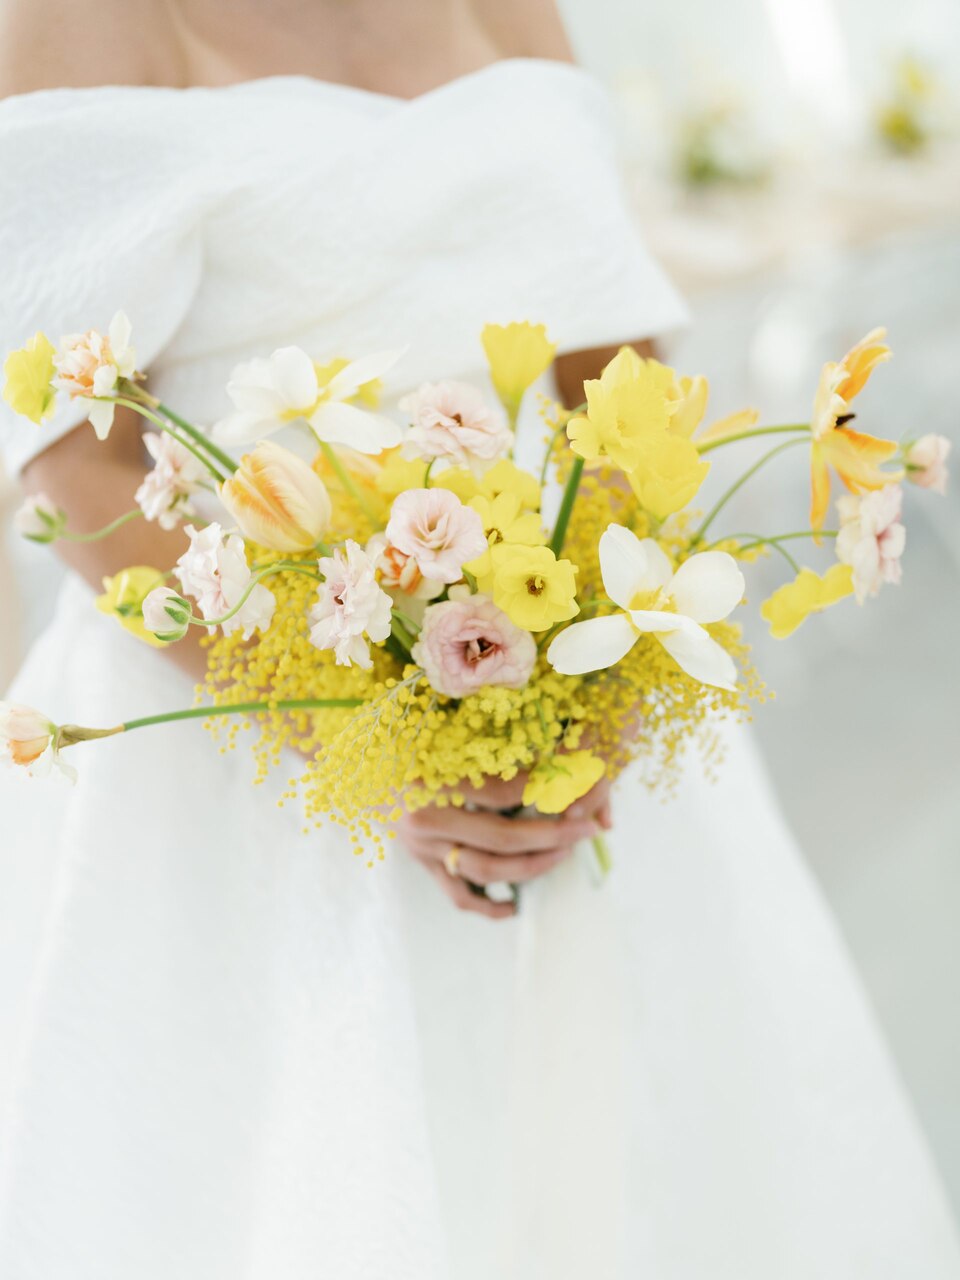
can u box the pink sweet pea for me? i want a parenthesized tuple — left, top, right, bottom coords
(412, 589, 537, 698)
(385, 488, 487, 586)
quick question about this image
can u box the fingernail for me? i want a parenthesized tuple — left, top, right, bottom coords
(568, 803, 587, 818)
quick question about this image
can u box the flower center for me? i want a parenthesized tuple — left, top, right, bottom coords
(629, 587, 672, 612)
(486, 526, 504, 544)
(464, 637, 496, 664)
(526, 575, 545, 597)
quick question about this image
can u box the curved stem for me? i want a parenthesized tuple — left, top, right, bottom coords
(317, 440, 379, 526)
(736, 529, 838, 553)
(696, 423, 810, 457)
(110, 397, 228, 484)
(62, 508, 143, 543)
(155, 399, 239, 476)
(189, 562, 321, 629)
(691, 437, 808, 546)
(121, 698, 364, 734)
(549, 455, 584, 556)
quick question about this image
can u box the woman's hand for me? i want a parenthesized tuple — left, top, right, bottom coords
(398, 772, 613, 920)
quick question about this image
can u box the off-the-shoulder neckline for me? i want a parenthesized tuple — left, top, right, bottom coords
(1, 56, 598, 110)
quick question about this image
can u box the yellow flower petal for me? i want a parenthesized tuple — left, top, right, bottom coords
(96, 566, 169, 647)
(760, 563, 854, 639)
(695, 407, 760, 446)
(489, 544, 578, 632)
(626, 432, 711, 521)
(2, 332, 57, 424)
(523, 750, 605, 814)
(481, 322, 557, 417)
(567, 348, 673, 472)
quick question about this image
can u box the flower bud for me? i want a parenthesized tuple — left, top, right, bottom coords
(142, 586, 193, 643)
(220, 441, 332, 552)
(0, 702, 56, 769)
(14, 492, 67, 543)
(904, 434, 950, 495)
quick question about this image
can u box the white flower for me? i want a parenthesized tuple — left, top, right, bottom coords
(214, 347, 404, 455)
(53, 311, 136, 439)
(835, 484, 906, 604)
(905, 434, 950, 495)
(547, 524, 744, 690)
(0, 702, 75, 782)
(400, 381, 512, 473)
(141, 586, 192, 642)
(174, 522, 275, 639)
(309, 539, 393, 668)
(135, 433, 208, 531)
(14, 492, 66, 543)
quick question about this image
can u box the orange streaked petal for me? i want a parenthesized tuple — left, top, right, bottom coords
(821, 428, 902, 494)
(836, 328, 891, 400)
(810, 445, 831, 531)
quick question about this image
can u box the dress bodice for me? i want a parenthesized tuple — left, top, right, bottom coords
(0, 59, 685, 474)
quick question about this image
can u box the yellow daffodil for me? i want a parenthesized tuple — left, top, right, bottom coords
(626, 431, 711, 521)
(663, 367, 709, 438)
(465, 492, 546, 589)
(2, 332, 57, 424)
(435, 457, 541, 510)
(566, 347, 673, 472)
(481, 321, 557, 420)
(489, 543, 578, 632)
(523, 750, 605, 814)
(373, 448, 430, 501)
(810, 329, 901, 530)
(759, 563, 854, 639)
(96, 566, 169, 647)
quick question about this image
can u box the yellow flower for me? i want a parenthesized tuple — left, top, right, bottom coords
(314, 356, 382, 408)
(760, 563, 854, 639)
(465, 492, 546, 589)
(373, 448, 430, 500)
(566, 347, 673, 472)
(523, 750, 605, 814)
(810, 328, 900, 530)
(96, 566, 169, 647)
(660, 364, 709, 438)
(489, 544, 578, 632)
(221, 441, 332, 553)
(626, 432, 711, 521)
(481, 322, 557, 419)
(2, 333, 57, 424)
(435, 458, 541, 510)
(695, 407, 760, 447)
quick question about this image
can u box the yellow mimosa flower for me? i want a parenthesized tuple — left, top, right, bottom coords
(809, 329, 900, 530)
(2, 333, 57, 424)
(759, 563, 854, 639)
(626, 432, 711, 521)
(481, 321, 557, 419)
(96, 566, 169, 647)
(523, 750, 606, 814)
(465, 492, 546, 590)
(566, 347, 673, 472)
(489, 543, 578, 632)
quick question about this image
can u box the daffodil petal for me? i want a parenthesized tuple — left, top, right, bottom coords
(598, 524, 655, 608)
(625, 608, 685, 634)
(311, 401, 403, 454)
(658, 618, 738, 690)
(546, 614, 638, 675)
(326, 349, 405, 401)
(669, 552, 744, 624)
(213, 409, 275, 446)
(108, 309, 132, 355)
(270, 346, 320, 409)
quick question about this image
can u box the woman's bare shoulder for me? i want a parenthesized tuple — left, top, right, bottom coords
(476, 0, 575, 62)
(0, 0, 179, 97)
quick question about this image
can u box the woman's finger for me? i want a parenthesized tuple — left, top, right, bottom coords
(423, 862, 516, 920)
(410, 805, 597, 854)
(454, 844, 572, 886)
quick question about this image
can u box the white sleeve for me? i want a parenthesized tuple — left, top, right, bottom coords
(0, 88, 205, 477)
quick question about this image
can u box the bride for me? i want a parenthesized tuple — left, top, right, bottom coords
(1, 1, 958, 1276)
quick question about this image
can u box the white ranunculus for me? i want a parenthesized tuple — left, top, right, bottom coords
(547, 524, 744, 690)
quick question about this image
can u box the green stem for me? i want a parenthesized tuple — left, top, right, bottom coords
(317, 441, 379, 526)
(390, 613, 417, 653)
(424, 459, 435, 487)
(591, 833, 613, 878)
(549, 455, 585, 556)
(539, 402, 586, 487)
(110, 397, 228, 484)
(736, 529, 838, 553)
(691, 437, 808, 546)
(62, 509, 143, 543)
(190, 562, 321, 629)
(121, 698, 364, 734)
(155, 399, 239, 476)
(696, 423, 810, 457)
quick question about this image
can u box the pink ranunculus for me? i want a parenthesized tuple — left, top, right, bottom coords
(174, 522, 275, 639)
(905, 434, 951, 495)
(399, 380, 513, 472)
(309, 540, 393, 669)
(135, 432, 208, 531)
(836, 484, 906, 604)
(412, 589, 537, 698)
(385, 488, 487, 586)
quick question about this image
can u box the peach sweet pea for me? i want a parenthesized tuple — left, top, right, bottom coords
(53, 311, 136, 439)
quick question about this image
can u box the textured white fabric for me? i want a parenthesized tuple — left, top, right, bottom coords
(1, 60, 959, 1280)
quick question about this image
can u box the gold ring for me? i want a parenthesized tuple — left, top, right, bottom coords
(443, 846, 462, 877)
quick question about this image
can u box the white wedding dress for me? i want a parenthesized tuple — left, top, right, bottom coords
(1, 60, 958, 1280)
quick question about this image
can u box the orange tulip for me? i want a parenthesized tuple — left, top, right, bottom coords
(809, 328, 901, 530)
(221, 442, 332, 552)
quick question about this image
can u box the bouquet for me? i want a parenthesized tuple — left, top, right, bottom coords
(1, 316, 950, 873)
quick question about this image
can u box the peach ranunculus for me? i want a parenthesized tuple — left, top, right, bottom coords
(904, 434, 951, 495)
(411, 589, 537, 698)
(220, 441, 332, 552)
(400, 381, 513, 473)
(809, 328, 901, 530)
(53, 311, 136, 439)
(0, 702, 75, 781)
(385, 488, 488, 586)
(367, 533, 444, 603)
(835, 483, 906, 604)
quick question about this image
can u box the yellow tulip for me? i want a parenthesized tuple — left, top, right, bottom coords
(760, 564, 854, 639)
(221, 441, 332, 552)
(2, 332, 57, 424)
(481, 322, 557, 419)
(96, 566, 169, 647)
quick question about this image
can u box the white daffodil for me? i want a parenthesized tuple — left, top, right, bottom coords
(547, 524, 744, 690)
(214, 346, 404, 454)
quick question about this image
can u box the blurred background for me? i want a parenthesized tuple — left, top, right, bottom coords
(2, 0, 958, 1214)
